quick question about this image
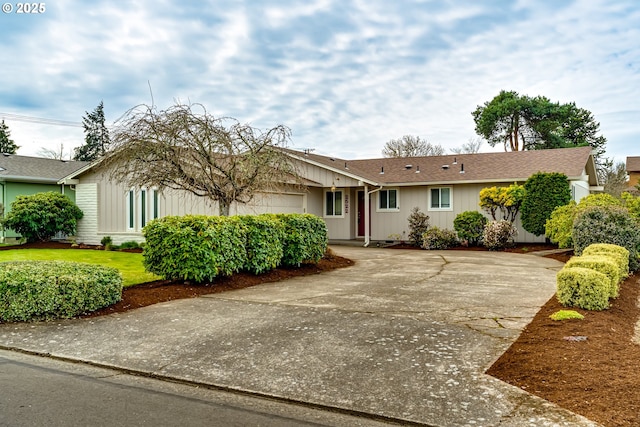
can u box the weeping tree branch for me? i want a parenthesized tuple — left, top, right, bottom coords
(102, 103, 302, 216)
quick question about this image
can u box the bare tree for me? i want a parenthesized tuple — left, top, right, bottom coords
(37, 143, 73, 160)
(602, 161, 628, 198)
(450, 137, 483, 154)
(104, 103, 300, 216)
(382, 135, 444, 157)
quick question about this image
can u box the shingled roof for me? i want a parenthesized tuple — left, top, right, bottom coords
(627, 156, 640, 173)
(287, 146, 598, 186)
(0, 154, 89, 183)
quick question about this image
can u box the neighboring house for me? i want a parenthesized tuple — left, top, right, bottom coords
(59, 146, 600, 246)
(0, 154, 89, 243)
(627, 156, 640, 189)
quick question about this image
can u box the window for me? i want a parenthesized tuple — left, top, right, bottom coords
(325, 190, 343, 216)
(152, 189, 160, 220)
(127, 189, 135, 230)
(139, 189, 147, 228)
(430, 187, 452, 210)
(378, 189, 399, 211)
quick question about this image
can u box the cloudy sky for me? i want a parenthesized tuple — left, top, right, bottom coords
(1, 0, 638, 163)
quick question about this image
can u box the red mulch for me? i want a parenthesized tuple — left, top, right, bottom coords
(4, 241, 638, 425)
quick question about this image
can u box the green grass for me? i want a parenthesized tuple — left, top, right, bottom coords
(0, 249, 160, 287)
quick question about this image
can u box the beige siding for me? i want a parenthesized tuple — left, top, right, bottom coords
(75, 183, 99, 245)
(296, 161, 362, 187)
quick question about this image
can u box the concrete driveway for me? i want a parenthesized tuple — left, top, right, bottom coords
(0, 246, 598, 426)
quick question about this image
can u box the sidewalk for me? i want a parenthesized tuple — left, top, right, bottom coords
(0, 247, 599, 426)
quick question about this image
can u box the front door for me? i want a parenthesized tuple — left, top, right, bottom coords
(357, 191, 370, 237)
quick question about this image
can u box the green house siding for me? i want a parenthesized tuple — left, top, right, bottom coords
(1, 182, 77, 240)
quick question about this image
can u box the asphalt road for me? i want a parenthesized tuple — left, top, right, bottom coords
(0, 350, 396, 427)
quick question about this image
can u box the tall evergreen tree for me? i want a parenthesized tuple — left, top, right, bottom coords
(0, 120, 20, 154)
(74, 101, 110, 161)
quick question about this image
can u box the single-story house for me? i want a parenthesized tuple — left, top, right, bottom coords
(0, 154, 88, 243)
(627, 156, 640, 190)
(59, 145, 600, 246)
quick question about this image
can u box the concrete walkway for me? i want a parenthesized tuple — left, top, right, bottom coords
(0, 247, 599, 426)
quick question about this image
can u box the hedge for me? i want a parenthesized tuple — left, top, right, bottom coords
(0, 261, 122, 322)
(556, 266, 611, 311)
(277, 214, 328, 267)
(422, 227, 458, 250)
(565, 255, 621, 298)
(582, 243, 629, 280)
(142, 215, 247, 282)
(143, 213, 328, 280)
(239, 214, 286, 274)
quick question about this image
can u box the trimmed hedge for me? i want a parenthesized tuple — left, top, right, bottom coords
(521, 172, 571, 236)
(565, 255, 621, 298)
(142, 215, 247, 282)
(0, 261, 122, 322)
(143, 213, 328, 280)
(277, 214, 328, 267)
(583, 243, 630, 279)
(239, 214, 286, 274)
(556, 266, 611, 311)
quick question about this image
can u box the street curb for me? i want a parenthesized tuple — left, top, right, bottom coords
(0, 344, 439, 427)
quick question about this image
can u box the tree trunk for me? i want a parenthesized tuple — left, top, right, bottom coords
(219, 200, 230, 216)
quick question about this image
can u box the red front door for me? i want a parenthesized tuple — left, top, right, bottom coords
(357, 191, 369, 237)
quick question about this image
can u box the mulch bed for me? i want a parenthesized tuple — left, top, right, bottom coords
(4, 241, 639, 425)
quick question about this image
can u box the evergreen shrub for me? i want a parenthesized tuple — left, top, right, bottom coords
(572, 206, 640, 271)
(521, 172, 571, 236)
(0, 261, 122, 321)
(277, 214, 328, 266)
(565, 255, 621, 298)
(582, 243, 629, 279)
(2, 192, 83, 242)
(142, 215, 247, 282)
(239, 214, 286, 274)
(453, 211, 487, 245)
(407, 207, 429, 247)
(556, 266, 610, 311)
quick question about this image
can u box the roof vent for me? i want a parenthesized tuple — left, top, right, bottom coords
(442, 164, 449, 170)
(404, 164, 412, 170)
(344, 162, 348, 170)
(460, 163, 465, 174)
(2, 153, 10, 157)
(379, 166, 384, 174)
(415, 165, 420, 173)
(329, 158, 335, 162)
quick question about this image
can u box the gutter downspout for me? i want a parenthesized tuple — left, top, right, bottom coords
(363, 184, 383, 247)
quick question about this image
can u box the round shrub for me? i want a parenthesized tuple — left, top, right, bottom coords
(582, 243, 629, 279)
(0, 261, 122, 322)
(142, 215, 247, 282)
(2, 192, 83, 242)
(239, 214, 286, 274)
(572, 206, 640, 272)
(482, 220, 517, 250)
(422, 227, 458, 250)
(453, 211, 487, 246)
(277, 214, 328, 266)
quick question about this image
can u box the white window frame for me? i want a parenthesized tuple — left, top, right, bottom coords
(377, 188, 400, 212)
(324, 189, 344, 218)
(126, 188, 135, 230)
(429, 187, 453, 211)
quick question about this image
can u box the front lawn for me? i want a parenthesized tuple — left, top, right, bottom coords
(0, 249, 160, 287)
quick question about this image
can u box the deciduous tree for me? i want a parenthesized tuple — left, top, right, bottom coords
(104, 102, 300, 216)
(382, 135, 444, 157)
